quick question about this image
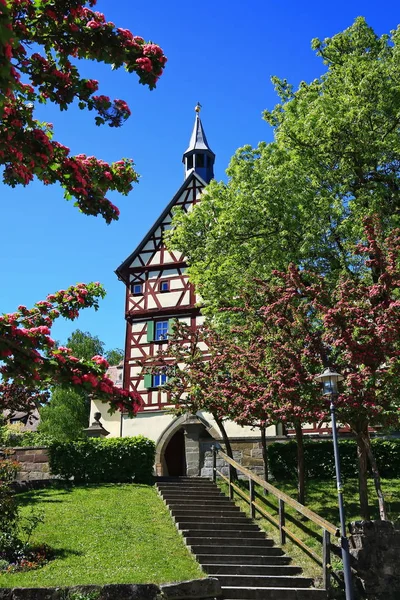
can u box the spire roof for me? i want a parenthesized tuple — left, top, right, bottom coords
(184, 109, 215, 157)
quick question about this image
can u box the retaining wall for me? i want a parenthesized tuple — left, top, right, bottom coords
(0, 578, 221, 600)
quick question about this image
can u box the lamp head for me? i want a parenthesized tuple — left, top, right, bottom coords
(315, 367, 344, 395)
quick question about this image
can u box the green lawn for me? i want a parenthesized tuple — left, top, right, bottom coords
(0, 484, 204, 588)
(219, 477, 400, 582)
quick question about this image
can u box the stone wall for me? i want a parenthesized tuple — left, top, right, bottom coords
(349, 520, 400, 600)
(9, 446, 51, 482)
(0, 578, 221, 600)
(200, 438, 269, 479)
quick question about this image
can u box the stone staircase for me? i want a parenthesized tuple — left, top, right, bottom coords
(156, 477, 327, 600)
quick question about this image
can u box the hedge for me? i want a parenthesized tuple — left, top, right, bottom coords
(268, 438, 400, 481)
(48, 436, 155, 484)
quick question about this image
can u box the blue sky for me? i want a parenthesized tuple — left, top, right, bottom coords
(1, 0, 399, 353)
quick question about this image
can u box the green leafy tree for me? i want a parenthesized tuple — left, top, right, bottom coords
(65, 330, 105, 361)
(38, 387, 88, 442)
(168, 18, 400, 317)
(39, 330, 123, 440)
(105, 348, 124, 366)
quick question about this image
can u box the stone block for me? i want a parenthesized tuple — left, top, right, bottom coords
(100, 584, 159, 600)
(251, 448, 263, 458)
(11, 587, 63, 600)
(33, 454, 49, 463)
(17, 454, 35, 462)
(242, 457, 263, 467)
(201, 468, 213, 478)
(160, 578, 221, 600)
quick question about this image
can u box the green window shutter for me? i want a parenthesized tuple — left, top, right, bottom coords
(144, 374, 152, 389)
(147, 321, 154, 342)
(168, 318, 176, 336)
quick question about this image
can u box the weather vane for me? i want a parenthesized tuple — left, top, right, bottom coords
(195, 102, 202, 114)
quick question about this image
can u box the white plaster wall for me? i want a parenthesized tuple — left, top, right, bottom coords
(89, 399, 121, 437)
(198, 411, 277, 438)
(90, 400, 277, 441)
(121, 411, 175, 441)
(157, 291, 184, 308)
(149, 251, 161, 265)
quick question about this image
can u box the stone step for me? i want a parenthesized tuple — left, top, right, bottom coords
(166, 498, 239, 505)
(203, 565, 303, 577)
(158, 487, 220, 494)
(218, 575, 313, 588)
(160, 492, 225, 499)
(176, 516, 252, 524)
(221, 587, 327, 600)
(178, 522, 259, 531)
(181, 529, 267, 539)
(196, 554, 293, 566)
(190, 545, 285, 556)
(157, 482, 217, 489)
(168, 502, 241, 516)
(155, 477, 212, 482)
(171, 509, 243, 518)
(185, 537, 275, 547)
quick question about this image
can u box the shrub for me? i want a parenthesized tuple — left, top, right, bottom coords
(0, 452, 44, 567)
(268, 438, 400, 481)
(48, 436, 155, 484)
(0, 426, 54, 448)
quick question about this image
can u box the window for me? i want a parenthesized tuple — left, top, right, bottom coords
(196, 154, 204, 168)
(153, 373, 167, 387)
(155, 320, 169, 341)
(187, 155, 193, 170)
(131, 283, 143, 295)
(147, 319, 174, 342)
(160, 280, 169, 292)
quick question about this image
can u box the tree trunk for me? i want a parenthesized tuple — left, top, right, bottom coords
(260, 425, 269, 495)
(356, 430, 370, 520)
(360, 430, 388, 520)
(214, 414, 238, 480)
(294, 421, 305, 505)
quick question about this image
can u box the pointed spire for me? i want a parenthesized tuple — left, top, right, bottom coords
(182, 104, 215, 183)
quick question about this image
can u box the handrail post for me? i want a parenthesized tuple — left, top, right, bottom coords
(279, 499, 286, 545)
(249, 477, 255, 519)
(323, 529, 331, 592)
(228, 464, 233, 499)
(211, 445, 216, 483)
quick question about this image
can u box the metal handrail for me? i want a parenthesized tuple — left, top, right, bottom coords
(212, 446, 340, 591)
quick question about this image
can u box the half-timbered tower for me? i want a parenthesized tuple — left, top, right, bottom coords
(90, 107, 278, 476)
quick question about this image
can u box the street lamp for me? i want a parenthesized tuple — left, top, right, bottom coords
(315, 367, 353, 600)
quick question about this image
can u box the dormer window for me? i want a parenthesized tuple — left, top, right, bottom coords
(131, 283, 143, 295)
(160, 281, 169, 292)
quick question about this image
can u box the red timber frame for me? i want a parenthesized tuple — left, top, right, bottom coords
(116, 173, 206, 413)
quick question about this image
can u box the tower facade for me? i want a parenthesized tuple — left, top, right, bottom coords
(90, 109, 277, 476)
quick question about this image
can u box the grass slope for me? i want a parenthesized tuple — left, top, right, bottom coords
(220, 477, 400, 582)
(0, 484, 204, 588)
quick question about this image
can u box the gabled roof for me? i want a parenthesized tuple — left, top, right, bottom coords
(183, 114, 215, 157)
(115, 171, 207, 285)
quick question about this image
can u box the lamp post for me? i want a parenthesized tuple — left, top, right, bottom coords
(315, 367, 354, 600)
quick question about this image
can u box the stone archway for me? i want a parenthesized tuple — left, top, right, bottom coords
(155, 413, 218, 476)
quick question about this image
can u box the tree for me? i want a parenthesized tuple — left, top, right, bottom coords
(257, 219, 400, 519)
(105, 348, 124, 366)
(38, 330, 122, 440)
(65, 330, 104, 361)
(168, 18, 400, 318)
(0, 0, 166, 412)
(38, 387, 88, 442)
(1, 0, 166, 222)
